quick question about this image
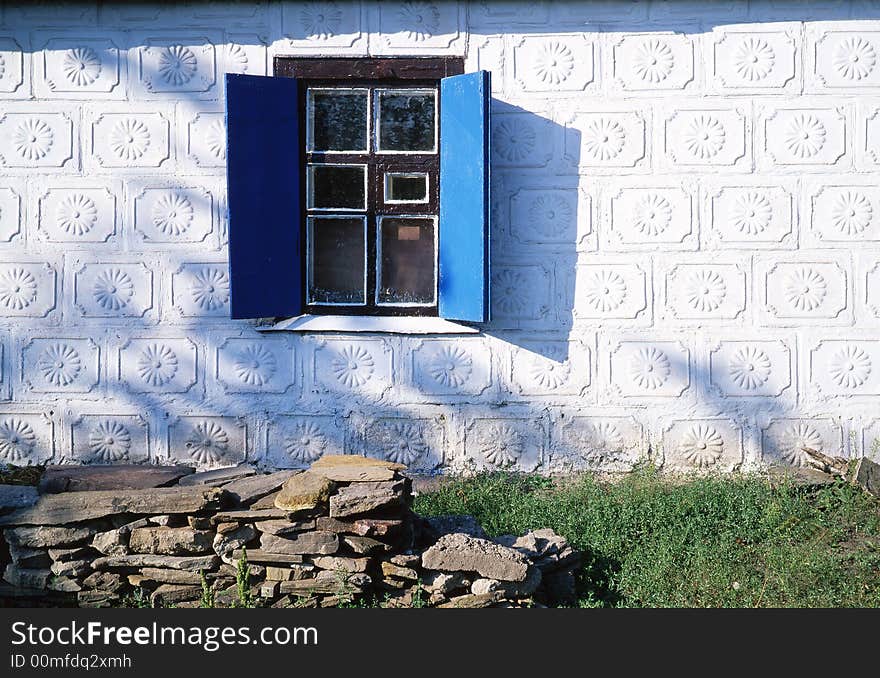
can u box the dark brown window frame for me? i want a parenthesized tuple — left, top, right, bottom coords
(274, 56, 464, 317)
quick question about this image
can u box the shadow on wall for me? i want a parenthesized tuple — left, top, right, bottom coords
(0, 1, 869, 476)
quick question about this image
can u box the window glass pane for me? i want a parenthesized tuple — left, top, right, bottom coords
(308, 165, 366, 210)
(309, 217, 366, 304)
(378, 217, 436, 305)
(377, 91, 436, 152)
(309, 89, 368, 152)
(385, 173, 429, 203)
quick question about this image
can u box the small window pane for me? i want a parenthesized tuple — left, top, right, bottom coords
(309, 89, 368, 152)
(385, 173, 429, 203)
(377, 217, 436, 305)
(309, 217, 366, 305)
(377, 90, 436, 152)
(308, 165, 366, 210)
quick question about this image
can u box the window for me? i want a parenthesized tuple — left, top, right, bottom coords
(225, 58, 490, 325)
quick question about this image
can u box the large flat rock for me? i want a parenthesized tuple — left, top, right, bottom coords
(0, 484, 39, 510)
(0, 485, 224, 526)
(260, 531, 339, 556)
(177, 464, 257, 487)
(328, 480, 404, 518)
(274, 471, 335, 512)
(223, 471, 298, 506)
(853, 457, 880, 497)
(92, 554, 220, 572)
(421, 533, 531, 582)
(38, 465, 194, 494)
(310, 455, 405, 483)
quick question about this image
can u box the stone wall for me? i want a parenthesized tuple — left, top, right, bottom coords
(0, 458, 580, 608)
(1, 1, 880, 475)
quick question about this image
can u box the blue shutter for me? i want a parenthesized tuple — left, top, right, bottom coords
(226, 73, 302, 319)
(439, 70, 491, 323)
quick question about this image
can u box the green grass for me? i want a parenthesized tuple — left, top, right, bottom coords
(413, 467, 880, 608)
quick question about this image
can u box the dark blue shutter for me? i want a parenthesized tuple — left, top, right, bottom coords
(439, 70, 491, 323)
(226, 73, 302, 319)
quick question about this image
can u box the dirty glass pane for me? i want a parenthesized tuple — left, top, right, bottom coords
(385, 173, 429, 203)
(308, 164, 366, 210)
(378, 217, 436, 305)
(308, 217, 366, 304)
(377, 90, 436, 152)
(309, 89, 368, 152)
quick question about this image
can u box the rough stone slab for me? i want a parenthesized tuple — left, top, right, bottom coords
(92, 554, 219, 572)
(231, 549, 304, 565)
(0, 485, 224, 525)
(128, 527, 214, 556)
(274, 471, 334, 512)
(278, 579, 343, 596)
(77, 590, 119, 608)
(495, 528, 567, 559)
(380, 561, 418, 580)
(50, 559, 91, 578)
(8, 543, 51, 569)
(48, 546, 94, 562)
(151, 584, 203, 607)
(421, 533, 531, 582)
(311, 556, 370, 573)
(342, 535, 389, 554)
(437, 591, 505, 609)
(310, 455, 405, 483)
(254, 519, 315, 536)
(212, 508, 289, 523)
(137, 568, 206, 586)
(223, 471, 298, 506)
(188, 516, 213, 530)
(265, 566, 295, 581)
(47, 576, 82, 593)
(260, 531, 338, 556)
(853, 457, 880, 498)
(250, 491, 282, 510)
(213, 524, 257, 557)
(471, 565, 542, 598)
(316, 516, 403, 537)
(767, 465, 836, 489)
(328, 482, 404, 518)
(81, 572, 124, 593)
(38, 465, 194, 494)
(3, 564, 51, 589)
(0, 484, 39, 510)
(177, 464, 258, 487)
(6, 525, 98, 548)
(422, 571, 471, 595)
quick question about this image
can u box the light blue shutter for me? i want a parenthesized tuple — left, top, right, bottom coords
(226, 73, 302, 319)
(439, 70, 491, 323)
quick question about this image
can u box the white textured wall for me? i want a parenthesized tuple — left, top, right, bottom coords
(2, 0, 880, 475)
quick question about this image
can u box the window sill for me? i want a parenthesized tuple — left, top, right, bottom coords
(259, 315, 481, 334)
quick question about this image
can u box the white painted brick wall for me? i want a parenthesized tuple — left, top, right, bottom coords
(2, 0, 880, 475)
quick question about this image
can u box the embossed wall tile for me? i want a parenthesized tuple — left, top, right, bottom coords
(808, 339, 880, 396)
(168, 415, 245, 468)
(710, 26, 799, 92)
(804, 180, 880, 243)
(266, 414, 346, 468)
(564, 110, 648, 170)
(0, 111, 74, 169)
(71, 260, 154, 319)
(607, 340, 690, 398)
(0, 36, 28, 98)
(215, 336, 295, 394)
(491, 111, 555, 168)
(862, 257, 880, 319)
(117, 337, 198, 394)
(130, 182, 216, 245)
(177, 106, 225, 170)
(0, 261, 57, 319)
(508, 185, 590, 247)
(369, 0, 466, 55)
(68, 413, 149, 464)
(356, 414, 445, 470)
(663, 107, 748, 168)
(762, 418, 843, 466)
(0, 412, 54, 465)
(281, 1, 368, 53)
(605, 184, 696, 249)
(489, 262, 553, 329)
(757, 258, 850, 325)
(33, 181, 118, 245)
(170, 262, 230, 318)
(611, 33, 695, 92)
(0, 186, 22, 243)
(20, 337, 100, 395)
(86, 107, 171, 170)
(464, 34, 505, 94)
(709, 340, 793, 397)
(809, 27, 880, 90)
(511, 34, 595, 94)
(462, 415, 543, 471)
(312, 338, 393, 400)
(860, 101, 880, 167)
(551, 413, 643, 472)
(34, 36, 123, 99)
(704, 181, 795, 248)
(663, 418, 742, 472)
(572, 262, 649, 322)
(663, 262, 747, 321)
(223, 35, 268, 76)
(509, 340, 590, 397)
(410, 338, 492, 398)
(132, 34, 220, 99)
(760, 105, 848, 167)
